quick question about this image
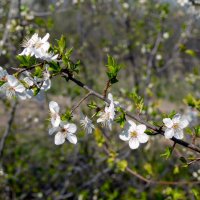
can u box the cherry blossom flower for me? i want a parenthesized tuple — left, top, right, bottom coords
(49, 101, 61, 127)
(0, 75, 25, 99)
(49, 122, 77, 145)
(119, 120, 149, 149)
(80, 114, 95, 134)
(163, 114, 189, 139)
(20, 33, 58, 61)
(177, 0, 189, 6)
(97, 93, 115, 130)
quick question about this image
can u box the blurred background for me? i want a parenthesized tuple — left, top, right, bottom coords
(0, 0, 200, 199)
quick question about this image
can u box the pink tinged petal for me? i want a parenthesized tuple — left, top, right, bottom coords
(179, 119, 189, 129)
(49, 101, 60, 113)
(65, 123, 77, 133)
(66, 133, 77, 144)
(136, 124, 146, 134)
(129, 138, 140, 149)
(137, 133, 149, 143)
(172, 114, 181, 124)
(163, 118, 173, 128)
(51, 115, 61, 127)
(54, 132, 65, 145)
(174, 129, 184, 140)
(7, 75, 18, 87)
(14, 84, 25, 93)
(164, 128, 174, 139)
(49, 127, 58, 135)
(119, 130, 130, 141)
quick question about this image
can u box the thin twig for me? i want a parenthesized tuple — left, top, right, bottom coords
(0, 101, 17, 161)
(70, 92, 92, 114)
(62, 72, 200, 154)
(103, 80, 111, 98)
(187, 157, 200, 165)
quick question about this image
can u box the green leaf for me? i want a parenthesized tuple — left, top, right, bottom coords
(61, 110, 73, 121)
(87, 101, 98, 109)
(106, 55, 121, 84)
(185, 49, 196, 57)
(57, 35, 66, 55)
(16, 55, 36, 67)
(115, 108, 126, 128)
(179, 156, 187, 164)
(116, 160, 128, 172)
(160, 147, 173, 159)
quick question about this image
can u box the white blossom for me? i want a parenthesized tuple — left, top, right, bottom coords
(80, 115, 95, 134)
(49, 101, 61, 127)
(177, 0, 189, 6)
(163, 32, 169, 39)
(97, 93, 115, 130)
(119, 120, 149, 149)
(20, 33, 58, 61)
(0, 75, 25, 99)
(49, 122, 77, 145)
(163, 114, 189, 139)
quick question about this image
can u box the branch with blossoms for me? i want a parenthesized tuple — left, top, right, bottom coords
(0, 33, 199, 165)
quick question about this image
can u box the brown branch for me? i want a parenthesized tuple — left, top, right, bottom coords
(70, 92, 92, 114)
(0, 101, 17, 162)
(100, 131, 200, 186)
(187, 157, 200, 165)
(103, 80, 111, 98)
(62, 72, 200, 154)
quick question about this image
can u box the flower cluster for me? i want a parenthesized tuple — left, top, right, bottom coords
(97, 93, 115, 130)
(163, 114, 189, 139)
(49, 101, 78, 145)
(177, 0, 190, 6)
(0, 32, 193, 152)
(20, 33, 58, 61)
(0, 65, 51, 100)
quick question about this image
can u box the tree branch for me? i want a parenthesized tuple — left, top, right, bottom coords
(62, 72, 200, 154)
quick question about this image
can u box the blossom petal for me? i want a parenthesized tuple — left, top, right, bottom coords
(179, 119, 189, 129)
(136, 124, 146, 134)
(49, 101, 60, 113)
(138, 133, 149, 143)
(64, 123, 77, 133)
(164, 128, 174, 139)
(51, 115, 61, 127)
(163, 118, 173, 128)
(119, 132, 130, 141)
(172, 114, 181, 124)
(49, 127, 58, 135)
(42, 33, 50, 42)
(129, 138, 140, 149)
(174, 129, 184, 139)
(7, 75, 18, 87)
(108, 93, 113, 102)
(66, 133, 77, 144)
(14, 84, 25, 93)
(127, 120, 136, 130)
(54, 132, 65, 145)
